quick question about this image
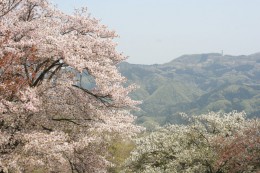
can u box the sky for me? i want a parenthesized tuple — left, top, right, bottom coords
(51, 0, 260, 64)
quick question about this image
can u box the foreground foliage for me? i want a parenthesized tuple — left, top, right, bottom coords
(0, 0, 141, 172)
(125, 112, 260, 173)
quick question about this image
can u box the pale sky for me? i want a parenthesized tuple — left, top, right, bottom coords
(51, 0, 260, 64)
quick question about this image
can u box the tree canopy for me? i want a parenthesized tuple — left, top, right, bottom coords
(0, 0, 141, 172)
(125, 112, 260, 173)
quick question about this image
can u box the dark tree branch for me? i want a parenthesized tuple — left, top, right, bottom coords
(0, 0, 22, 18)
(32, 59, 61, 87)
(72, 84, 112, 106)
(52, 118, 81, 125)
(23, 62, 31, 84)
(35, 59, 50, 72)
(51, 117, 94, 126)
(48, 62, 63, 80)
(41, 125, 53, 132)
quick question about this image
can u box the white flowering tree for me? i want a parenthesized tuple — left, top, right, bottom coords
(0, 0, 141, 172)
(125, 112, 260, 173)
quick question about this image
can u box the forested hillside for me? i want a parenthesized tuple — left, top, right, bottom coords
(119, 53, 260, 126)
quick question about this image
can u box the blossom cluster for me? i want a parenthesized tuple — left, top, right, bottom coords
(0, 0, 141, 172)
(125, 111, 260, 173)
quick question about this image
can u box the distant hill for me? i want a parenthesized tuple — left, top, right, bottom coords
(118, 53, 260, 127)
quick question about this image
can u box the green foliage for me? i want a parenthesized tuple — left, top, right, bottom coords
(136, 116, 161, 131)
(108, 136, 136, 173)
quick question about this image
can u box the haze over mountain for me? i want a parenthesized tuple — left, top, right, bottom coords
(118, 53, 260, 127)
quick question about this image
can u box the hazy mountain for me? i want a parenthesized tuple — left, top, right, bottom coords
(118, 53, 260, 127)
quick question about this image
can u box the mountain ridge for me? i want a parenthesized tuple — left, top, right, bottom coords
(118, 53, 260, 127)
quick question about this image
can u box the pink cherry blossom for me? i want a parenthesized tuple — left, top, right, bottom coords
(0, 0, 142, 172)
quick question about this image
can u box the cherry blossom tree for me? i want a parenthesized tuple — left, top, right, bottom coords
(124, 112, 260, 173)
(0, 0, 141, 172)
(213, 121, 260, 173)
